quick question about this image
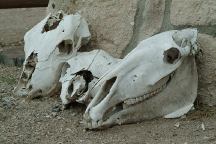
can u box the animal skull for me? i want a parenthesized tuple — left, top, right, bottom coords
(84, 29, 199, 129)
(59, 50, 120, 108)
(14, 11, 91, 98)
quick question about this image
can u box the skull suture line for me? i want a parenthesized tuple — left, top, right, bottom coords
(14, 11, 91, 98)
(84, 29, 199, 129)
(59, 50, 120, 109)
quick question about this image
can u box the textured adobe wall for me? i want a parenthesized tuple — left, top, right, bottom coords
(48, 0, 216, 106)
(48, 0, 138, 58)
(0, 8, 46, 66)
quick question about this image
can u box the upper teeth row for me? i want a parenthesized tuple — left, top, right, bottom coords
(124, 83, 167, 106)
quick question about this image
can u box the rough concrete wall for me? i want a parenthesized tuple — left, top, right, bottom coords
(46, 0, 216, 106)
(0, 8, 46, 45)
(0, 8, 46, 66)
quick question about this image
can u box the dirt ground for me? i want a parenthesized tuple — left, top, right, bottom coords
(0, 7, 216, 144)
(0, 65, 216, 144)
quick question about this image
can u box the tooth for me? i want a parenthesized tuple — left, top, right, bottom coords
(145, 93, 150, 98)
(136, 97, 140, 102)
(131, 99, 136, 104)
(124, 100, 129, 105)
(152, 90, 157, 95)
(137, 97, 142, 102)
(129, 99, 133, 104)
(141, 96, 145, 101)
(112, 106, 116, 111)
(125, 99, 133, 105)
(123, 103, 129, 109)
(156, 88, 159, 92)
(124, 83, 168, 106)
(150, 91, 154, 96)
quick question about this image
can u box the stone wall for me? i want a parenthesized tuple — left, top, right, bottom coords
(47, 0, 216, 106)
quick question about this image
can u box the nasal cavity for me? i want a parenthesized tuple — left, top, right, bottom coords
(163, 48, 181, 64)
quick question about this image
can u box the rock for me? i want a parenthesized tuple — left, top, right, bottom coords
(171, 0, 216, 26)
(201, 122, 205, 131)
(1, 97, 16, 109)
(52, 105, 61, 112)
(65, 128, 72, 131)
(51, 112, 58, 117)
(48, 0, 138, 58)
(197, 34, 216, 106)
(174, 122, 180, 128)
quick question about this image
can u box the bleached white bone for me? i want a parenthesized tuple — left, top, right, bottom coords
(164, 103, 194, 118)
(59, 49, 120, 107)
(84, 29, 199, 129)
(14, 11, 91, 98)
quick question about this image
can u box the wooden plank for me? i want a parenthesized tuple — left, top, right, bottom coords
(0, 0, 49, 9)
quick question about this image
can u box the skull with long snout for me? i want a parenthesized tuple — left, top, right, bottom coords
(14, 11, 91, 98)
(84, 29, 199, 129)
(59, 49, 121, 109)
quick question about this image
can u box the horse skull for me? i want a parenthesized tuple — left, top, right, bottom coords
(59, 50, 120, 108)
(84, 29, 199, 129)
(14, 11, 91, 98)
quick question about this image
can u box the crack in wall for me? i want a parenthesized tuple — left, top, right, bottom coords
(122, 0, 146, 57)
(160, 0, 173, 32)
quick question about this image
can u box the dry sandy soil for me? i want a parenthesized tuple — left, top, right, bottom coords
(0, 65, 216, 144)
(0, 7, 216, 144)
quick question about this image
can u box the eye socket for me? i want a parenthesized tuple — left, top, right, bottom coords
(58, 40, 73, 54)
(163, 48, 181, 64)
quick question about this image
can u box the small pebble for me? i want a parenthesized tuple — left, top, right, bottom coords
(66, 128, 72, 131)
(72, 113, 77, 116)
(52, 105, 61, 112)
(52, 112, 58, 117)
(174, 122, 180, 128)
(201, 122, 205, 131)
